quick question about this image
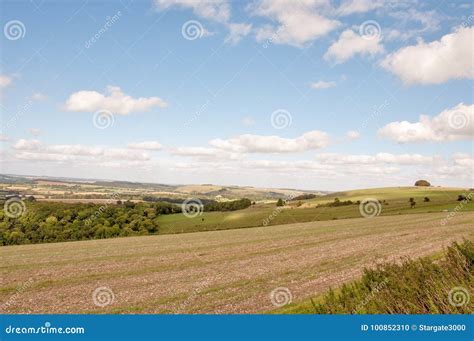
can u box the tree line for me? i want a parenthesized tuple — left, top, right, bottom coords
(0, 198, 251, 246)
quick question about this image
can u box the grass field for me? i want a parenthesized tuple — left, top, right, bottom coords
(1, 211, 472, 314)
(157, 187, 474, 234)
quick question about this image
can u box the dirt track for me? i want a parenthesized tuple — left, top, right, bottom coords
(1, 212, 473, 314)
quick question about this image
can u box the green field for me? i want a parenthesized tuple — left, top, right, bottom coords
(157, 187, 474, 234)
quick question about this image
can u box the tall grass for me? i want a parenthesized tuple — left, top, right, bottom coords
(310, 240, 473, 314)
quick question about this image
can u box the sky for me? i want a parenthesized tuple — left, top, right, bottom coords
(0, 0, 473, 191)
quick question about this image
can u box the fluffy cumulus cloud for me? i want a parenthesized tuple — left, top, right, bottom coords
(378, 103, 474, 143)
(154, 0, 251, 44)
(63, 85, 167, 115)
(310, 80, 336, 89)
(127, 141, 163, 151)
(324, 29, 384, 63)
(209, 130, 330, 153)
(381, 26, 473, 85)
(251, 0, 340, 47)
(225, 23, 252, 44)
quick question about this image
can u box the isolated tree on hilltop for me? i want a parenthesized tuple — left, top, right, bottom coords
(415, 180, 431, 187)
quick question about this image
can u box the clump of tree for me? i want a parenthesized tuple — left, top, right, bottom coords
(290, 194, 317, 201)
(307, 240, 473, 314)
(205, 198, 252, 211)
(457, 194, 468, 202)
(424, 197, 430, 202)
(414, 180, 431, 187)
(327, 197, 354, 207)
(409, 197, 416, 208)
(0, 201, 168, 245)
(276, 198, 284, 207)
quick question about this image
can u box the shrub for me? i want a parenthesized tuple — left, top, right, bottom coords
(310, 240, 473, 314)
(414, 180, 431, 186)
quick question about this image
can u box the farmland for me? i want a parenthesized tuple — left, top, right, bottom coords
(1, 211, 473, 314)
(1, 178, 473, 314)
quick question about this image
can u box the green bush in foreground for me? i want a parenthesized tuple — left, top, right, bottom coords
(306, 240, 473, 314)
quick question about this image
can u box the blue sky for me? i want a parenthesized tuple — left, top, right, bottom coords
(0, 0, 473, 191)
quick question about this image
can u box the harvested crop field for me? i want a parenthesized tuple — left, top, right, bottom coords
(1, 212, 473, 314)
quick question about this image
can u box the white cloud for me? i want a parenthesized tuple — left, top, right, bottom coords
(378, 103, 474, 143)
(336, 0, 383, 16)
(63, 85, 167, 115)
(310, 80, 336, 89)
(324, 29, 384, 63)
(171, 147, 242, 161)
(12, 139, 42, 151)
(0, 75, 12, 88)
(346, 130, 360, 140)
(15, 152, 75, 162)
(225, 23, 252, 44)
(242, 116, 255, 126)
(315, 152, 435, 165)
(154, 0, 230, 23)
(12, 140, 150, 161)
(154, 0, 251, 44)
(0, 134, 10, 141)
(209, 130, 330, 153)
(31, 93, 47, 101)
(381, 26, 473, 84)
(452, 153, 474, 168)
(127, 141, 163, 151)
(28, 128, 42, 136)
(251, 0, 340, 47)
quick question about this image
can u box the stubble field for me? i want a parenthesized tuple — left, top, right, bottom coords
(1, 211, 472, 314)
